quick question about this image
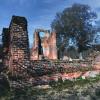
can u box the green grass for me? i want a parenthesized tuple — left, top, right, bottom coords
(0, 75, 100, 99)
(49, 75, 100, 91)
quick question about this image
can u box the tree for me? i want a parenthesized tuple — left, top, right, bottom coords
(51, 3, 97, 59)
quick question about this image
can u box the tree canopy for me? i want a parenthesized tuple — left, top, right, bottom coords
(51, 3, 97, 55)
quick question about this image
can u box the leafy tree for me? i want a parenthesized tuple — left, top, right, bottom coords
(51, 3, 97, 59)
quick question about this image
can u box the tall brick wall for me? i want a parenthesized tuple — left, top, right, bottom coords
(49, 32, 57, 59)
(31, 32, 39, 60)
(31, 31, 57, 60)
(8, 16, 30, 75)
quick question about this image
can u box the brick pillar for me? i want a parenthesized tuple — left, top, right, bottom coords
(31, 32, 39, 60)
(8, 16, 30, 76)
(49, 32, 57, 59)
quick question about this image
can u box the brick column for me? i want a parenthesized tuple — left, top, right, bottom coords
(8, 16, 30, 76)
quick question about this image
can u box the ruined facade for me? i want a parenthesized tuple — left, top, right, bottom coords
(2, 15, 100, 80)
(31, 29, 57, 60)
(2, 16, 58, 75)
(2, 16, 30, 75)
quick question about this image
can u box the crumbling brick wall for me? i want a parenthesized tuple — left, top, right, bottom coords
(31, 31, 57, 60)
(2, 16, 30, 76)
(30, 31, 43, 60)
(49, 32, 57, 59)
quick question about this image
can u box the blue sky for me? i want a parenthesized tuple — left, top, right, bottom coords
(0, 0, 100, 46)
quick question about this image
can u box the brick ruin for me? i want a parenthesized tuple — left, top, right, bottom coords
(2, 16, 58, 75)
(1, 15, 100, 81)
(30, 29, 57, 60)
(2, 16, 30, 75)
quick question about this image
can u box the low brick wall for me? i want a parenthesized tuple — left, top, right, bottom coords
(9, 60, 100, 86)
(30, 60, 93, 76)
(25, 60, 99, 85)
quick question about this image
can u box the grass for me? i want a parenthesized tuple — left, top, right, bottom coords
(49, 75, 100, 91)
(0, 74, 100, 100)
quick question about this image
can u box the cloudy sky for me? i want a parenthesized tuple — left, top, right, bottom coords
(0, 0, 100, 45)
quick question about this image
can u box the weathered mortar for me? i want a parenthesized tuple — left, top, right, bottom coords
(4, 16, 30, 76)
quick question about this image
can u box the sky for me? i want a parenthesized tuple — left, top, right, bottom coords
(0, 0, 100, 46)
